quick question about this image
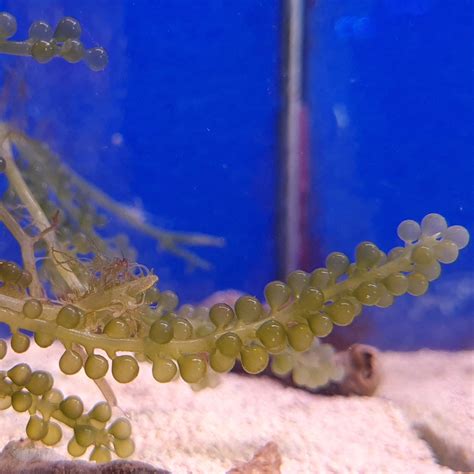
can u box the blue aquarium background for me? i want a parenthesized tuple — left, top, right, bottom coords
(0, 0, 472, 350)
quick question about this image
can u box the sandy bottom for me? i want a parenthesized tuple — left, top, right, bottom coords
(0, 343, 472, 473)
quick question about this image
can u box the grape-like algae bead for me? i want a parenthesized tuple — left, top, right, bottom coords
(112, 355, 139, 383)
(26, 371, 53, 395)
(85, 47, 109, 71)
(421, 213, 447, 236)
(240, 345, 269, 374)
(172, 317, 193, 340)
(216, 332, 242, 358)
(327, 299, 356, 326)
(264, 280, 291, 310)
(84, 354, 109, 379)
(29, 20, 53, 40)
(235, 296, 263, 323)
(299, 287, 324, 310)
(34, 332, 55, 348)
(23, 299, 43, 319)
(384, 273, 408, 296)
(287, 270, 309, 296)
(26, 415, 48, 441)
(149, 319, 174, 344)
(90, 446, 111, 463)
(31, 40, 56, 63)
(407, 272, 429, 296)
(308, 313, 333, 337)
(11, 332, 30, 353)
(310, 268, 330, 289)
(326, 252, 350, 277)
(74, 424, 95, 447)
(443, 225, 469, 249)
(152, 357, 177, 383)
(158, 290, 179, 311)
(256, 320, 286, 351)
(109, 418, 132, 440)
(0, 12, 17, 39)
(60, 396, 84, 419)
(59, 349, 83, 374)
(61, 39, 84, 63)
(287, 323, 313, 351)
(209, 303, 234, 328)
(104, 318, 130, 338)
(113, 438, 135, 458)
(354, 281, 382, 306)
(68, 438, 86, 457)
(434, 240, 459, 264)
(11, 391, 32, 412)
(355, 242, 381, 269)
(397, 219, 421, 243)
(411, 245, 434, 265)
(54, 17, 82, 41)
(90, 401, 112, 422)
(415, 261, 441, 281)
(8, 363, 32, 385)
(210, 349, 235, 373)
(0, 261, 22, 282)
(271, 353, 293, 376)
(42, 422, 62, 446)
(178, 354, 207, 383)
(56, 304, 83, 329)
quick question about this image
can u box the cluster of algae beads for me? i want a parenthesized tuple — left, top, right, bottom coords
(0, 12, 108, 71)
(0, 214, 469, 461)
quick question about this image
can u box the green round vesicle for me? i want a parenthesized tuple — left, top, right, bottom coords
(271, 353, 293, 376)
(286, 323, 313, 351)
(23, 299, 43, 319)
(240, 345, 269, 374)
(26, 371, 53, 396)
(112, 355, 139, 383)
(209, 303, 234, 328)
(90, 445, 112, 463)
(104, 318, 130, 338)
(209, 349, 235, 373)
(308, 313, 333, 337)
(59, 350, 83, 375)
(264, 281, 291, 311)
(26, 415, 48, 441)
(42, 422, 62, 446)
(31, 40, 56, 64)
(235, 296, 263, 323)
(109, 417, 132, 440)
(11, 390, 33, 412)
(325, 252, 350, 278)
(8, 363, 32, 386)
(434, 240, 459, 264)
(383, 273, 408, 296)
(354, 281, 382, 306)
(34, 331, 55, 348)
(299, 287, 324, 311)
(407, 272, 429, 296)
(256, 320, 286, 351)
(216, 332, 242, 358)
(0, 261, 22, 282)
(54, 16, 82, 41)
(172, 318, 193, 340)
(355, 242, 381, 269)
(113, 438, 135, 458)
(67, 438, 86, 457)
(178, 354, 207, 384)
(149, 319, 173, 344)
(89, 401, 112, 423)
(60, 396, 84, 419)
(326, 299, 356, 326)
(56, 305, 83, 329)
(411, 245, 434, 265)
(74, 424, 95, 447)
(309, 268, 330, 290)
(287, 270, 309, 296)
(84, 354, 109, 379)
(11, 332, 30, 353)
(152, 357, 177, 383)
